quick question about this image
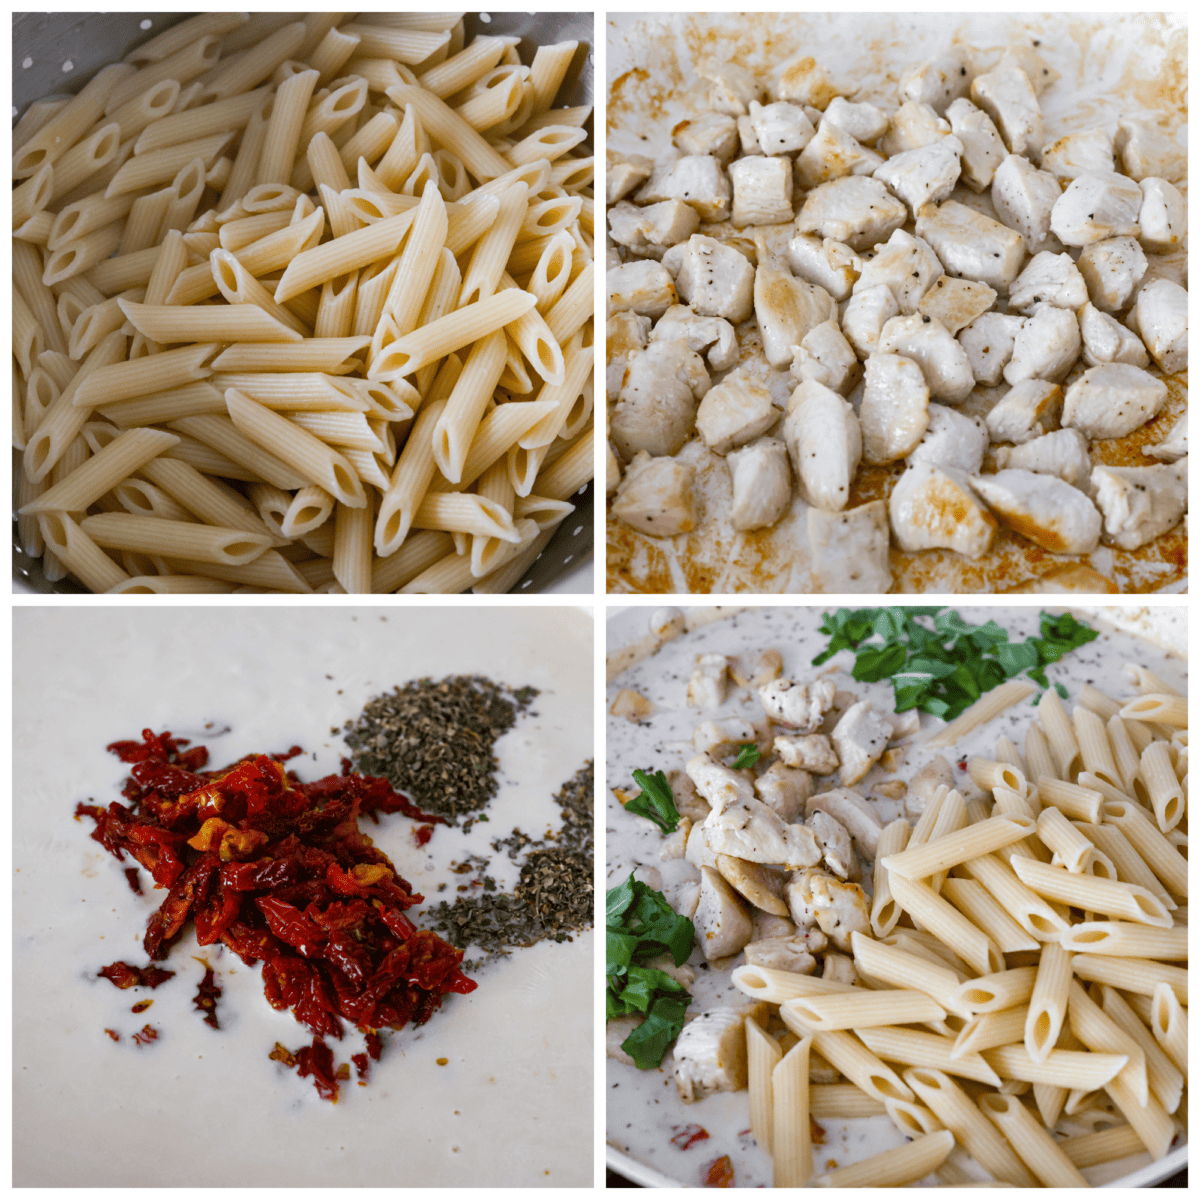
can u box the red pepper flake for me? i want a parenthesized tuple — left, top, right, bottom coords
(670, 1124, 710, 1151)
(131, 999, 153, 1014)
(98, 961, 175, 989)
(810, 1116, 826, 1146)
(193, 964, 222, 1029)
(124, 867, 143, 894)
(956, 759, 969, 772)
(702, 1156, 735, 1188)
(132, 1024, 158, 1045)
(104, 1029, 119, 1042)
(413, 824, 434, 847)
(78, 729, 477, 1103)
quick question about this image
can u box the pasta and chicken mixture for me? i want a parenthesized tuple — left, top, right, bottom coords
(14, 13, 593, 594)
(612, 638, 1187, 1186)
(605, 37, 1186, 593)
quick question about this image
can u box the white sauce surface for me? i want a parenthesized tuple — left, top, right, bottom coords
(606, 604, 1186, 1187)
(14, 605, 593, 1187)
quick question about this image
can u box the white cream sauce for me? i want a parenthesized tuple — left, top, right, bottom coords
(14, 605, 593, 1187)
(606, 604, 1185, 1187)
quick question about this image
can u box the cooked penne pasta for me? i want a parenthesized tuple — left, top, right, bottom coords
(926, 682, 1036, 748)
(977, 1093, 1088, 1187)
(772, 1036, 813, 1187)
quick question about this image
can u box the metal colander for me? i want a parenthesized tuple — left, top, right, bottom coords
(12, 12, 594, 595)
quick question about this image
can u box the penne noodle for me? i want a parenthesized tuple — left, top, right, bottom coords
(925, 681, 1036, 748)
(977, 1093, 1088, 1187)
(814, 1129, 954, 1188)
(772, 1036, 813, 1187)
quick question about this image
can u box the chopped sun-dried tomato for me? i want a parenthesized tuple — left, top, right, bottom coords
(670, 1124, 710, 1150)
(105, 1029, 119, 1042)
(98, 961, 176, 990)
(124, 868, 142, 894)
(702, 1156, 735, 1188)
(131, 999, 153, 1014)
(132, 1024, 158, 1045)
(79, 729, 476, 1102)
(413, 824, 434, 847)
(193, 964, 222, 1029)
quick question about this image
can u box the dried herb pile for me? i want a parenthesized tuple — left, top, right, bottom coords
(342, 676, 539, 824)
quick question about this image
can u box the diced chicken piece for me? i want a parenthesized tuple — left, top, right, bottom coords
(743, 937, 818, 975)
(783, 378, 861, 512)
(607, 260, 677, 317)
(751, 910, 797, 942)
(853, 228, 943, 315)
(737, 114, 762, 156)
(611, 688, 654, 722)
(716, 855, 789, 917)
(841, 283, 900, 358)
(786, 233, 861, 301)
(996, 47, 1060, 97)
(1092, 462, 1188, 549)
(879, 101, 953, 158)
(969, 469, 1102, 554)
(606, 441, 622, 495)
(806, 787, 883, 864)
(1114, 118, 1186, 183)
(873, 136, 963, 216)
(1006, 564, 1120, 594)
(906, 757, 952, 817)
(1137, 177, 1186, 254)
(688, 654, 731, 710)
(1050, 171, 1143, 247)
(697, 54, 767, 115)
(754, 253, 836, 368)
(918, 276, 997, 336)
(1003, 305, 1081, 385)
(674, 878, 701, 920)
(659, 817, 693, 862)
(993, 428, 1093, 491)
(611, 339, 708, 459)
(685, 817, 719, 871)
(749, 649, 784, 688)
(727, 437, 792, 532)
(792, 320, 860, 394)
(859, 352, 930, 464)
(1145, 414, 1186, 463)
(984, 379, 1063, 444)
(1079, 302, 1150, 369)
(831, 700, 892, 786)
(650, 953, 697, 991)
(673, 1004, 751, 1101)
(907, 402, 988, 473)
(637, 155, 733, 223)
(823, 97, 890, 144)
(889, 462, 997, 558)
(795, 119, 884, 190)
(688, 752, 822, 870)
(970, 62, 1043, 161)
(607, 1014, 645, 1065)
(916, 200, 1026, 294)
(808, 810, 854, 879)
(610, 452, 697, 537)
(959, 312, 1023, 386)
(775, 733, 839, 775)
(753, 760, 813, 823)
(1042, 127, 1115, 181)
(674, 112, 741, 163)
(606, 309, 651, 401)
(668, 768, 711, 824)
(807, 873, 872, 951)
(606, 244, 622, 272)
(758, 676, 836, 732)
(795, 176, 907, 251)
(1076, 237, 1148, 314)
(945, 98, 1006, 192)
(664, 235, 756, 323)
(1008, 251, 1088, 314)
(990, 153, 1063, 256)
(785, 866, 829, 929)
(776, 55, 838, 110)
(607, 199, 700, 257)
(900, 51, 972, 115)
(1128, 278, 1187, 374)
(747, 99, 816, 156)
(889, 709, 922, 741)
(823, 952, 859, 984)
(606, 152, 653, 203)
(807, 501, 893, 594)
(650, 607, 686, 641)
(696, 374, 778, 455)
(877, 314, 975, 404)
(651, 305, 740, 372)
(729, 155, 793, 226)
(1061, 362, 1168, 439)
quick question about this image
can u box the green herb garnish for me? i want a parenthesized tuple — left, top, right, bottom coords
(732, 743, 761, 769)
(624, 769, 681, 834)
(606, 873, 695, 1068)
(812, 609, 1098, 720)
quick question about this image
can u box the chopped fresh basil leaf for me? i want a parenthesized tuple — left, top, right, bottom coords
(624, 768, 681, 834)
(732, 743, 761, 769)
